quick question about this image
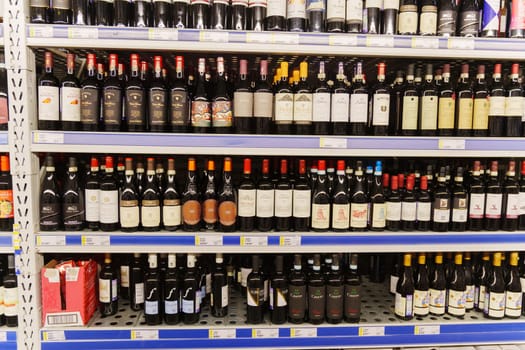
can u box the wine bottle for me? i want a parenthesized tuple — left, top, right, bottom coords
(40, 156, 61, 231)
(217, 157, 237, 231)
(331, 62, 349, 135)
(268, 255, 287, 324)
(328, 160, 349, 232)
(144, 254, 162, 325)
(505, 252, 523, 318)
(306, 0, 326, 31)
(349, 62, 368, 135)
(450, 167, 468, 231)
(365, 0, 381, 33)
(288, 254, 306, 323)
(391, 71, 404, 136)
(292, 159, 311, 231)
(51, 0, 72, 23)
(437, 0, 457, 36)
(447, 253, 467, 318)
(311, 159, 330, 231)
(414, 253, 430, 316)
(212, 57, 234, 133)
(79, 53, 100, 131)
(38, 52, 60, 130)
(432, 167, 450, 232)
(192, 58, 212, 133)
(128, 253, 145, 312)
(485, 160, 503, 231)
(181, 158, 201, 231)
(463, 252, 475, 310)
(248, 0, 266, 30)
(182, 254, 199, 324)
(519, 161, 525, 230)
(94, 0, 114, 25)
(485, 252, 505, 319)
(287, 0, 306, 30)
(429, 253, 446, 315)
(266, 0, 286, 30)
(416, 175, 431, 231)
(253, 60, 272, 134)
(247, 255, 264, 323)
(140, 158, 160, 231)
(232, 60, 253, 134)
(133, 0, 152, 26)
(173, 0, 189, 27)
(0, 258, 7, 326)
(505, 63, 523, 137)
(0, 56, 7, 131)
(114, 0, 130, 26)
(310, 62, 331, 135)
(467, 161, 485, 231)
(482, 0, 500, 36)
(30, 0, 51, 23)
(324, 254, 343, 323)
(368, 162, 385, 231)
(61, 157, 84, 231)
(326, 0, 345, 31)
(99, 156, 119, 231)
(275, 159, 293, 231)
(292, 62, 312, 135)
(168, 56, 190, 132)
(123, 54, 145, 131)
(398, 0, 418, 34)
(471, 65, 490, 136)
(58, 53, 81, 131)
(162, 158, 181, 231)
(308, 254, 326, 324)
(380, 0, 397, 34)
(99, 253, 118, 316)
(401, 65, 419, 136)
(342, 253, 360, 322)
(191, 0, 210, 27)
(154, 0, 172, 27)
(163, 253, 180, 324)
(401, 175, 416, 231)
(386, 175, 401, 231)
(510, 0, 525, 37)
(102, 54, 123, 132)
(0, 156, 13, 231)
(148, 56, 168, 132)
(455, 64, 474, 136)
(370, 63, 390, 135)
(418, 64, 438, 135)
(2, 256, 16, 327)
(475, 252, 490, 311)
(502, 160, 520, 231)
(419, 0, 437, 35)
(350, 161, 368, 231)
(211, 0, 230, 28)
(488, 63, 506, 137)
(256, 159, 274, 231)
(345, 0, 362, 32)
(210, 253, 228, 317)
(437, 64, 455, 136)
(395, 253, 414, 320)
(458, 0, 480, 36)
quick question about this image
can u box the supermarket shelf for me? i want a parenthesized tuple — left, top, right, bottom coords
(35, 231, 525, 254)
(0, 232, 13, 253)
(0, 131, 8, 152)
(0, 328, 17, 350)
(31, 131, 525, 157)
(25, 24, 525, 60)
(39, 282, 525, 350)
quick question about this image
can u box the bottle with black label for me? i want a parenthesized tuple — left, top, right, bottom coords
(182, 254, 200, 324)
(124, 54, 146, 131)
(433, 167, 450, 232)
(62, 157, 84, 231)
(30, 0, 51, 23)
(437, 0, 457, 36)
(488, 63, 506, 137)
(211, 253, 229, 317)
(248, 0, 266, 30)
(169, 56, 189, 132)
(129, 253, 145, 312)
(102, 54, 123, 132)
(306, 0, 326, 31)
(247, 255, 264, 324)
(450, 167, 468, 231)
(99, 253, 118, 316)
(485, 160, 503, 231)
(288, 254, 307, 323)
(308, 254, 326, 324)
(390, 71, 404, 136)
(395, 253, 414, 320)
(458, 0, 480, 36)
(326, 254, 344, 323)
(173, 0, 190, 27)
(38, 52, 60, 130)
(51, 0, 72, 23)
(164, 253, 180, 324)
(114, 0, 130, 26)
(80, 53, 100, 131)
(40, 156, 61, 231)
(343, 254, 361, 322)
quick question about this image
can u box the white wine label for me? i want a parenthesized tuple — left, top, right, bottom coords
(520, 192, 525, 215)
(478, 285, 486, 309)
(39, 86, 60, 121)
(222, 285, 229, 307)
(416, 201, 431, 221)
(254, 92, 273, 119)
(350, 94, 368, 123)
(386, 201, 401, 221)
(429, 288, 445, 314)
(234, 91, 254, 118)
(506, 96, 522, 116)
(120, 266, 130, 288)
(288, 0, 307, 18)
(438, 97, 455, 129)
(473, 97, 489, 130)
(0, 286, 4, 315)
(293, 93, 313, 122)
(256, 189, 274, 218)
(331, 94, 350, 122)
(327, 0, 345, 19)
(182, 299, 195, 313)
(452, 208, 468, 223)
(465, 284, 474, 307)
(398, 11, 418, 34)
(141, 205, 161, 227)
(267, 0, 287, 17)
(293, 189, 311, 218)
(3, 287, 17, 317)
(100, 190, 119, 224)
(275, 93, 294, 122)
(372, 94, 390, 126)
(311, 203, 330, 229)
(395, 293, 413, 318)
(485, 193, 503, 219)
(238, 189, 256, 217)
(135, 283, 145, 304)
(402, 96, 419, 130)
(433, 208, 450, 223)
(457, 98, 474, 130)
(164, 300, 178, 314)
(163, 205, 182, 226)
(241, 267, 252, 288)
(488, 291, 505, 318)
(346, 0, 363, 21)
(469, 193, 485, 218)
(420, 95, 438, 130)
(419, 12, 437, 34)
(505, 193, 520, 219)
(99, 278, 110, 303)
(401, 201, 417, 221)
(332, 203, 350, 229)
(312, 92, 331, 122)
(390, 275, 399, 294)
(414, 289, 429, 315)
(85, 189, 100, 221)
(505, 291, 522, 317)
(120, 206, 139, 228)
(145, 301, 159, 315)
(489, 95, 506, 116)
(371, 202, 386, 228)
(275, 189, 293, 217)
(350, 202, 368, 228)
(447, 289, 466, 316)
(61, 87, 81, 122)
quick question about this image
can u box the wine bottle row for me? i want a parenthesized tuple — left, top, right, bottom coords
(38, 51, 525, 137)
(30, 0, 525, 39)
(39, 154, 525, 233)
(0, 255, 19, 328)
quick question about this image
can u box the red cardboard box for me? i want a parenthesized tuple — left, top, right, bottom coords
(41, 259, 98, 327)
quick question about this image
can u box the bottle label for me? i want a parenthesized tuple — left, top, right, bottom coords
(429, 288, 445, 314)
(275, 93, 294, 122)
(0, 286, 4, 315)
(135, 282, 145, 304)
(485, 193, 503, 219)
(331, 93, 350, 122)
(0, 96, 8, 126)
(256, 189, 274, 218)
(332, 203, 350, 229)
(365, 0, 381, 8)
(288, 0, 306, 18)
(61, 86, 81, 122)
(326, 285, 344, 319)
(312, 92, 331, 122)
(212, 100, 233, 127)
(141, 204, 161, 228)
(457, 98, 474, 130)
(241, 267, 252, 288)
(182, 199, 201, 225)
(307, 0, 326, 11)
(398, 9, 419, 34)
(169, 91, 189, 127)
(350, 94, 368, 123)
(433, 207, 450, 223)
(505, 291, 522, 317)
(3, 287, 17, 317)
(164, 299, 178, 314)
(327, 0, 345, 20)
(350, 202, 368, 228)
(489, 95, 506, 116)
(505, 193, 520, 219)
(149, 90, 167, 125)
(390, 275, 399, 294)
(468, 192, 485, 218)
(219, 201, 237, 226)
(371, 202, 386, 228)
(395, 293, 413, 317)
(247, 287, 262, 306)
(466, 284, 475, 307)
(103, 89, 122, 126)
(85, 189, 100, 222)
(482, 0, 500, 31)
(100, 190, 119, 224)
(126, 90, 145, 125)
(288, 284, 307, 319)
(81, 87, 99, 125)
(438, 10, 457, 35)
(384, 0, 399, 9)
(120, 204, 139, 228)
(510, 0, 525, 30)
(293, 93, 313, 122)
(401, 96, 419, 131)
(234, 91, 254, 118)
(488, 291, 505, 318)
(238, 189, 256, 217)
(346, 0, 363, 22)
(163, 202, 182, 227)
(478, 285, 486, 308)
(63, 202, 83, 226)
(221, 284, 229, 307)
(206, 273, 212, 294)
(53, 0, 71, 9)
(386, 201, 401, 221)
(145, 300, 159, 316)
(254, 92, 273, 119)
(0, 189, 14, 219)
(38, 86, 60, 121)
(520, 192, 525, 215)
(308, 285, 326, 320)
(401, 201, 417, 221)
(275, 189, 293, 217)
(182, 298, 195, 313)
(267, 0, 287, 15)
(473, 97, 489, 130)
(99, 278, 111, 303)
(459, 10, 480, 36)
(506, 96, 522, 116)
(203, 198, 217, 224)
(344, 284, 361, 318)
(420, 95, 438, 130)
(416, 201, 431, 222)
(372, 93, 390, 126)
(293, 189, 312, 218)
(40, 203, 60, 228)
(452, 197, 468, 222)
(311, 203, 330, 229)
(447, 289, 466, 316)
(414, 289, 429, 315)
(419, 10, 437, 34)
(191, 100, 211, 127)
(438, 96, 455, 129)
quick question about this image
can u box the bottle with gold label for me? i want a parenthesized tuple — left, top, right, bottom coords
(437, 64, 455, 136)
(505, 252, 522, 318)
(472, 65, 489, 136)
(455, 64, 474, 137)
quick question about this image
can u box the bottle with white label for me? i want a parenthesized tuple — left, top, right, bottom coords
(38, 51, 60, 130)
(182, 254, 199, 324)
(163, 158, 182, 231)
(429, 253, 446, 316)
(437, 64, 455, 136)
(505, 63, 523, 137)
(311, 160, 331, 231)
(346, 0, 363, 32)
(455, 64, 474, 137)
(275, 62, 294, 134)
(256, 159, 275, 231)
(488, 63, 506, 137)
(350, 161, 368, 231)
(485, 252, 505, 319)
(141, 158, 161, 231)
(414, 253, 430, 316)
(119, 157, 139, 232)
(502, 160, 520, 231)
(416, 175, 432, 231)
(327, 0, 345, 31)
(371, 62, 390, 136)
(211, 253, 229, 317)
(369, 162, 386, 231)
(401, 175, 417, 230)
(419, 64, 438, 136)
(100, 156, 120, 231)
(447, 253, 467, 318)
(331, 62, 350, 135)
(60, 53, 81, 131)
(238, 158, 256, 232)
(432, 167, 450, 232)
(327, 160, 348, 232)
(99, 253, 118, 316)
(293, 159, 312, 231)
(293, 61, 313, 135)
(395, 254, 414, 320)
(350, 61, 368, 135)
(287, 0, 307, 30)
(505, 252, 522, 318)
(450, 167, 468, 231)
(400, 64, 419, 136)
(312, 61, 331, 135)
(386, 175, 402, 231)
(398, 0, 418, 34)
(275, 159, 293, 231)
(234, 60, 254, 134)
(472, 64, 490, 136)
(419, 0, 437, 35)
(485, 160, 502, 231)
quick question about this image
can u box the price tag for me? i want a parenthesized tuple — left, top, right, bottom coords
(29, 26, 54, 38)
(279, 235, 301, 246)
(0, 331, 7, 342)
(200, 31, 229, 42)
(148, 28, 178, 41)
(33, 132, 65, 144)
(438, 139, 466, 150)
(366, 36, 394, 48)
(358, 326, 385, 336)
(68, 27, 98, 39)
(290, 328, 317, 338)
(329, 35, 358, 46)
(209, 329, 236, 339)
(12, 228, 20, 251)
(195, 235, 223, 246)
(131, 330, 159, 340)
(252, 328, 279, 338)
(414, 325, 440, 335)
(412, 37, 439, 49)
(42, 330, 66, 341)
(273, 33, 299, 44)
(320, 137, 347, 148)
(81, 235, 110, 247)
(240, 236, 268, 247)
(448, 37, 475, 50)
(37, 235, 66, 247)
(246, 32, 274, 43)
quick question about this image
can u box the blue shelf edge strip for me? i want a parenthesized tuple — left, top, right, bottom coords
(0, 330, 17, 350)
(0, 235, 12, 247)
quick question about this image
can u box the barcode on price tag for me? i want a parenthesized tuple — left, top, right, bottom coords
(0, 331, 7, 342)
(200, 31, 229, 42)
(68, 27, 98, 39)
(329, 35, 358, 46)
(196, 235, 223, 246)
(240, 236, 268, 247)
(438, 139, 465, 150)
(148, 28, 178, 41)
(415, 325, 440, 335)
(448, 38, 475, 50)
(412, 37, 439, 49)
(81, 235, 110, 246)
(252, 328, 279, 338)
(290, 328, 317, 338)
(37, 235, 66, 247)
(320, 137, 347, 148)
(33, 132, 65, 144)
(209, 329, 236, 339)
(131, 330, 159, 340)
(358, 326, 385, 336)
(42, 330, 66, 341)
(279, 235, 301, 246)
(366, 36, 394, 48)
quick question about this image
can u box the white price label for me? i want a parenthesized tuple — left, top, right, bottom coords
(448, 38, 475, 50)
(279, 235, 301, 246)
(209, 329, 236, 339)
(252, 328, 279, 338)
(0, 331, 7, 342)
(33, 132, 65, 144)
(131, 330, 159, 340)
(329, 35, 358, 46)
(81, 235, 110, 247)
(196, 235, 223, 246)
(148, 28, 178, 41)
(12, 229, 20, 250)
(438, 139, 466, 150)
(240, 236, 268, 247)
(273, 33, 299, 44)
(43, 330, 66, 342)
(366, 36, 394, 48)
(246, 32, 274, 43)
(320, 137, 347, 148)
(412, 37, 439, 49)
(37, 235, 66, 247)
(290, 328, 317, 338)
(414, 325, 440, 335)
(68, 27, 98, 39)
(29, 26, 54, 38)
(200, 31, 229, 42)
(358, 326, 385, 336)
